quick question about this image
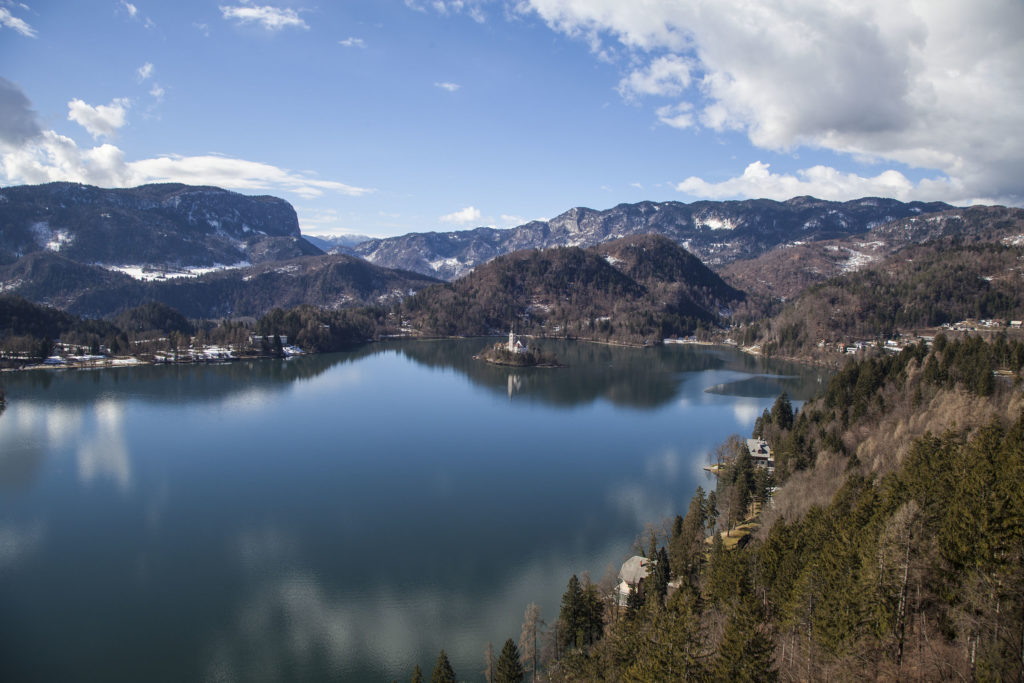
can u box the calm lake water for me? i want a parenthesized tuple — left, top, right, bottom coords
(0, 339, 824, 682)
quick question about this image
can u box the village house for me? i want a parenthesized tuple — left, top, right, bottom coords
(746, 438, 775, 474)
(616, 555, 649, 605)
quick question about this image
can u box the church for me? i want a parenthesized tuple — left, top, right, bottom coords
(508, 328, 529, 354)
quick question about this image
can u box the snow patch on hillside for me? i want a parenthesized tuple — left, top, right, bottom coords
(32, 221, 74, 252)
(103, 262, 250, 281)
(695, 215, 737, 231)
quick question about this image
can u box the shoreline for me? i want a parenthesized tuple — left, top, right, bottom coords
(0, 333, 825, 375)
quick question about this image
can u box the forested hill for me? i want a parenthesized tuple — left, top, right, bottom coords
(0, 252, 439, 319)
(399, 235, 745, 344)
(543, 334, 1024, 681)
(745, 233, 1024, 357)
(0, 182, 319, 268)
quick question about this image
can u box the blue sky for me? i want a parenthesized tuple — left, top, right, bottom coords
(2, 1, 1022, 237)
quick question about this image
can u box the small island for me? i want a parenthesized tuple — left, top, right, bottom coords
(477, 329, 560, 367)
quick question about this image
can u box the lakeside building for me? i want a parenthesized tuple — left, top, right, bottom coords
(616, 555, 649, 605)
(746, 438, 775, 474)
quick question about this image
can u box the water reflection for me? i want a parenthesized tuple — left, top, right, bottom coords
(76, 401, 131, 491)
(0, 340, 829, 682)
(209, 525, 629, 682)
(0, 340, 825, 413)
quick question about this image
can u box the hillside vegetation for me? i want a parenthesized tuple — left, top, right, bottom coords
(748, 238, 1024, 357)
(542, 335, 1024, 682)
(400, 235, 744, 344)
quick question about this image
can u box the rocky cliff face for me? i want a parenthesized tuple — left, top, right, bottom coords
(0, 182, 319, 268)
(353, 196, 953, 280)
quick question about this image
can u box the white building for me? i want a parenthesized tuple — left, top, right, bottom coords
(508, 329, 528, 354)
(616, 555, 649, 604)
(746, 438, 775, 474)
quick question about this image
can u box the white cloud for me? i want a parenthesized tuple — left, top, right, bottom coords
(655, 102, 693, 130)
(149, 83, 165, 100)
(2, 130, 374, 200)
(132, 155, 373, 198)
(521, 0, 1024, 206)
(408, 0, 486, 21)
(0, 7, 36, 37)
(67, 97, 131, 140)
(137, 62, 154, 81)
(439, 206, 481, 224)
(617, 54, 691, 100)
(120, 1, 138, 18)
(338, 37, 365, 48)
(676, 161, 975, 204)
(434, 81, 461, 92)
(220, 4, 309, 31)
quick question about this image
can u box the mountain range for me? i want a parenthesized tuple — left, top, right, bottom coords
(6, 181, 1022, 327)
(352, 196, 952, 280)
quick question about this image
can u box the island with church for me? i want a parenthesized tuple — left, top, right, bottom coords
(476, 329, 560, 367)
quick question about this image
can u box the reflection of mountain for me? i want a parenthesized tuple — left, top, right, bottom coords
(0, 353, 357, 405)
(1, 340, 826, 411)
(704, 374, 826, 400)
(389, 338, 825, 408)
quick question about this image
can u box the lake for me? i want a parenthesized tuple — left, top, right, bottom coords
(0, 339, 825, 681)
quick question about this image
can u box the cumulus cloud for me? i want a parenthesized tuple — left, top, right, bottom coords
(136, 62, 154, 81)
(521, 0, 1024, 205)
(149, 83, 165, 100)
(120, 1, 138, 18)
(0, 7, 36, 37)
(655, 102, 693, 130)
(439, 206, 481, 224)
(0, 78, 42, 146)
(617, 54, 692, 100)
(67, 97, 130, 140)
(676, 161, 969, 204)
(338, 37, 365, 48)
(220, 4, 309, 31)
(1, 114, 373, 199)
(434, 81, 461, 92)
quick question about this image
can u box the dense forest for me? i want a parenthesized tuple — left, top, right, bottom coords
(751, 239, 1024, 357)
(0, 295, 387, 364)
(400, 335, 1024, 681)
(399, 235, 744, 345)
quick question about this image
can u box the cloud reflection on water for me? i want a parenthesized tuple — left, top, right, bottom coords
(207, 524, 628, 682)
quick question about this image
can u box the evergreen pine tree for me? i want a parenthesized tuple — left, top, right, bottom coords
(430, 649, 456, 683)
(770, 392, 794, 431)
(712, 599, 777, 682)
(411, 664, 424, 683)
(494, 638, 525, 683)
(558, 574, 584, 650)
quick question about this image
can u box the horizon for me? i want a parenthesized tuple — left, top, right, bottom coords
(2, 1, 1021, 238)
